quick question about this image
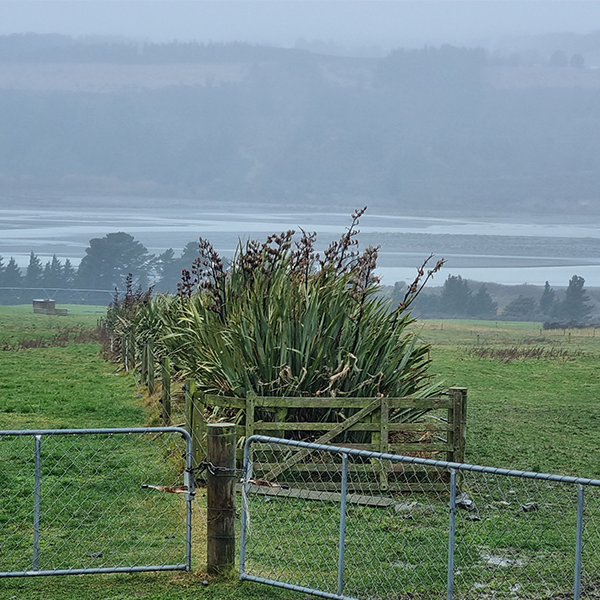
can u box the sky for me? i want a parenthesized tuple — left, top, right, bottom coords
(0, 1, 599, 50)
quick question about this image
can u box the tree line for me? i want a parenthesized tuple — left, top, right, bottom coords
(405, 274, 595, 325)
(2, 231, 595, 326)
(0, 232, 198, 304)
(0, 34, 308, 64)
(1, 33, 594, 67)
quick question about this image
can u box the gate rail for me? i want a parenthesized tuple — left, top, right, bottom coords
(241, 435, 600, 600)
(0, 427, 194, 577)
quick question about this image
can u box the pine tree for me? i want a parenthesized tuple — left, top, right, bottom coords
(502, 295, 541, 321)
(63, 259, 76, 288)
(468, 285, 498, 319)
(77, 232, 154, 291)
(4, 258, 23, 287)
(440, 275, 472, 317)
(539, 281, 556, 316)
(156, 248, 178, 293)
(24, 251, 43, 288)
(560, 275, 592, 323)
(157, 241, 219, 294)
(177, 242, 203, 272)
(42, 255, 63, 288)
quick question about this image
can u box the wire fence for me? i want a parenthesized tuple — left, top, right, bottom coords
(240, 435, 600, 600)
(0, 427, 194, 577)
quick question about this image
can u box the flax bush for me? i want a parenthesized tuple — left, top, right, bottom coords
(107, 209, 444, 424)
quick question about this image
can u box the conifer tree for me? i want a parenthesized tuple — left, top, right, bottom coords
(24, 252, 43, 288)
(559, 275, 592, 322)
(42, 255, 63, 288)
(539, 281, 556, 316)
(440, 275, 472, 317)
(502, 295, 541, 321)
(63, 259, 76, 288)
(4, 258, 23, 287)
(156, 248, 178, 293)
(468, 285, 498, 319)
(77, 232, 154, 290)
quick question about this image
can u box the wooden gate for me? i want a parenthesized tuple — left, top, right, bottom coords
(186, 387, 466, 492)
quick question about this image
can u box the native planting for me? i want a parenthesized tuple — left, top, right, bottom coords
(104, 209, 445, 422)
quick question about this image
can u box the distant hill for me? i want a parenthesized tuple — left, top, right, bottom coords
(0, 34, 599, 217)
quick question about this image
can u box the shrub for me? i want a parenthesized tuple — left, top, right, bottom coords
(110, 209, 445, 423)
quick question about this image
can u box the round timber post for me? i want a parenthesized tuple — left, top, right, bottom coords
(206, 422, 237, 576)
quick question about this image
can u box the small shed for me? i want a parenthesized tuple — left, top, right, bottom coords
(32, 299, 68, 316)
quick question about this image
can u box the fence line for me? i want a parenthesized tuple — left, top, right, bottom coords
(0, 427, 195, 578)
(121, 334, 467, 482)
(0, 287, 114, 305)
(241, 435, 600, 600)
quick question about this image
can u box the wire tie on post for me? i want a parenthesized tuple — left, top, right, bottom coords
(191, 460, 243, 477)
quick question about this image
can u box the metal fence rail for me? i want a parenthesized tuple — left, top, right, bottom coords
(240, 435, 600, 600)
(0, 427, 194, 577)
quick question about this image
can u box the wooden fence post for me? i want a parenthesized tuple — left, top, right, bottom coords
(245, 393, 255, 441)
(206, 423, 237, 576)
(140, 342, 147, 388)
(185, 380, 207, 470)
(380, 397, 390, 454)
(145, 341, 155, 395)
(371, 398, 390, 490)
(121, 335, 128, 371)
(379, 397, 390, 489)
(127, 331, 136, 373)
(184, 379, 195, 434)
(160, 356, 171, 426)
(449, 387, 467, 464)
(447, 391, 456, 463)
(457, 387, 468, 463)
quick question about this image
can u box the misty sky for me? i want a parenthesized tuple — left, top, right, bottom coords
(1, 1, 599, 50)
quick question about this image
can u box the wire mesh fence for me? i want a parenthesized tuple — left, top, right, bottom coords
(0, 427, 194, 577)
(240, 435, 600, 600)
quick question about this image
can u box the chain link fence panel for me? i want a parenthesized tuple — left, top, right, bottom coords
(240, 435, 600, 600)
(0, 427, 194, 577)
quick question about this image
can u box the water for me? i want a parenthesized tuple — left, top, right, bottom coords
(1, 196, 600, 288)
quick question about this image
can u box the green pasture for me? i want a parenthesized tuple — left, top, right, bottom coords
(1, 306, 600, 599)
(0, 304, 105, 345)
(0, 305, 298, 600)
(417, 319, 600, 478)
(0, 305, 141, 430)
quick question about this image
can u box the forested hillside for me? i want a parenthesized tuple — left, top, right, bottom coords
(1, 34, 600, 215)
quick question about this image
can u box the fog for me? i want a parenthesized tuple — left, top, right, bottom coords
(1, 1, 600, 291)
(2, 1, 599, 50)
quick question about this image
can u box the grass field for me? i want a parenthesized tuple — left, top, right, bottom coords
(0, 305, 141, 430)
(417, 319, 600, 478)
(0, 305, 299, 600)
(1, 306, 600, 599)
(242, 462, 600, 599)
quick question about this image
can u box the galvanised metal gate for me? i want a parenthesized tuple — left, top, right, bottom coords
(0, 427, 194, 577)
(241, 435, 600, 600)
